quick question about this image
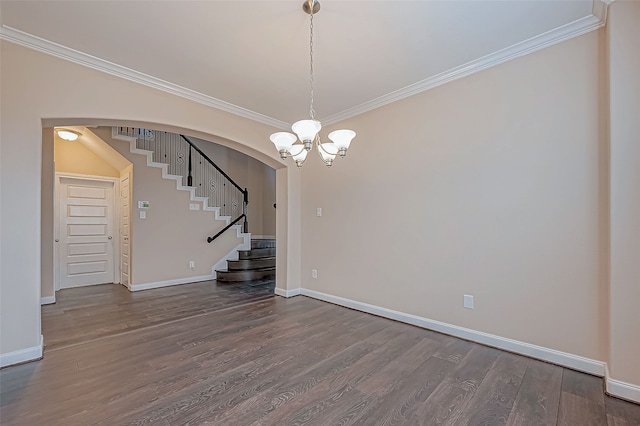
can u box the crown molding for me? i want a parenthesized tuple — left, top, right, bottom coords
(593, 0, 613, 24)
(1, 0, 610, 130)
(321, 8, 608, 126)
(0, 25, 290, 130)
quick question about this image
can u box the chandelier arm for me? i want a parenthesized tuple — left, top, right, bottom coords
(315, 138, 339, 155)
(283, 144, 307, 155)
(316, 146, 334, 166)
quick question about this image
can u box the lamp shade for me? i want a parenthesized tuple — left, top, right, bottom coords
(270, 132, 297, 152)
(327, 129, 355, 150)
(292, 119, 321, 143)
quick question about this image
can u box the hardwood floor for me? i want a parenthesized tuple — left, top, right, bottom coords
(1, 281, 639, 425)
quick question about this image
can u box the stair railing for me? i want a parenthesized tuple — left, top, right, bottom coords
(114, 127, 249, 242)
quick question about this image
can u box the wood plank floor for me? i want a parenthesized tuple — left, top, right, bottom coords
(1, 281, 639, 426)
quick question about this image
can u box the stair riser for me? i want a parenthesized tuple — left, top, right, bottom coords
(216, 269, 275, 282)
(238, 248, 276, 260)
(251, 239, 276, 249)
(227, 258, 276, 271)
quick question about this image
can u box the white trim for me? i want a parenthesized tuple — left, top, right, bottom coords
(118, 170, 132, 287)
(592, 0, 610, 24)
(321, 12, 607, 126)
(0, 335, 44, 368)
(605, 365, 640, 403)
(40, 296, 56, 305)
(275, 287, 301, 298)
(129, 275, 215, 292)
(0, 25, 289, 130)
(114, 132, 238, 224)
(300, 289, 606, 377)
(55, 172, 120, 184)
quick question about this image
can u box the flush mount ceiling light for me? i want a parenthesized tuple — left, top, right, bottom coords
(270, 0, 356, 168)
(55, 128, 81, 141)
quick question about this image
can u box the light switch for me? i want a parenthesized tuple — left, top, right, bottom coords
(463, 294, 474, 309)
(189, 204, 200, 211)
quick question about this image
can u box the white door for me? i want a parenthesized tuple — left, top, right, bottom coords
(59, 177, 115, 288)
(119, 173, 131, 287)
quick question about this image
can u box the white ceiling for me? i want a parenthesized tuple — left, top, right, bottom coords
(1, 1, 605, 128)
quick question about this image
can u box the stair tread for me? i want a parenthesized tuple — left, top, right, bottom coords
(216, 267, 275, 283)
(229, 257, 276, 261)
(216, 266, 275, 273)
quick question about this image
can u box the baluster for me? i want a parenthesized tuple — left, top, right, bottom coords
(187, 145, 193, 187)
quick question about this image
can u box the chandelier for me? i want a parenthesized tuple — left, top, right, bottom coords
(270, 0, 356, 168)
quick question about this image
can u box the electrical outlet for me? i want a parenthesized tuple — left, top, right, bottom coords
(316, 208, 322, 217)
(189, 260, 195, 269)
(463, 294, 474, 309)
(312, 269, 318, 279)
(189, 203, 200, 211)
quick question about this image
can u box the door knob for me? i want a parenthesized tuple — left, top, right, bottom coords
(108, 236, 113, 240)
(55, 239, 59, 242)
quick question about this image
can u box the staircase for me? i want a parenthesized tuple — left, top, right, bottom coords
(112, 127, 257, 283)
(216, 238, 276, 282)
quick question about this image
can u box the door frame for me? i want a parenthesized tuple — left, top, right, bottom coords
(119, 170, 132, 289)
(54, 173, 121, 291)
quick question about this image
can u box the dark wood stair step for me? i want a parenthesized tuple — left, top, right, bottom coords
(251, 239, 276, 249)
(227, 257, 275, 271)
(215, 267, 275, 282)
(238, 248, 276, 260)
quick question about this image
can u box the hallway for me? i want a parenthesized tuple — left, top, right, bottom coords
(41, 280, 276, 351)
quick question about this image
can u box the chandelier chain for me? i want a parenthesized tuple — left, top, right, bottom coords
(309, 11, 316, 120)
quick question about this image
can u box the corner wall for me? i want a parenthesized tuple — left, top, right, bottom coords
(607, 0, 640, 396)
(302, 30, 607, 363)
(40, 129, 55, 302)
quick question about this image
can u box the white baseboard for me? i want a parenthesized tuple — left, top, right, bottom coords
(300, 289, 607, 378)
(40, 296, 56, 305)
(275, 287, 301, 298)
(129, 275, 215, 292)
(0, 335, 44, 368)
(606, 365, 640, 403)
